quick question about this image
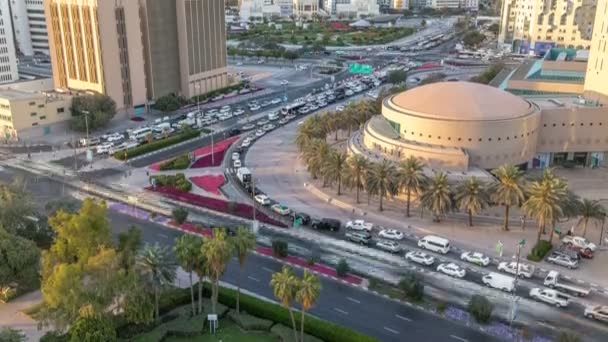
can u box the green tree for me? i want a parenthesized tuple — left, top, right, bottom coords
(172, 207, 189, 224)
(68, 313, 116, 342)
(202, 229, 233, 314)
(366, 159, 398, 211)
(336, 258, 350, 277)
(388, 70, 408, 84)
(397, 156, 427, 217)
(303, 139, 330, 181)
(121, 273, 154, 325)
(271, 266, 300, 342)
(117, 225, 141, 274)
(491, 165, 526, 231)
(283, 50, 299, 63)
(135, 243, 176, 321)
(296, 270, 321, 342)
(454, 177, 490, 226)
(0, 230, 41, 295)
(344, 155, 369, 204)
(174, 234, 202, 316)
(0, 328, 26, 342)
(462, 30, 486, 48)
(323, 150, 347, 195)
(576, 199, 606, 237)
(488, 23, 499, 34)
(468, 295, 493, 324)
(420, 171, 453, 222)
(398, 272, 424, 301)
(523, 169, 566, 244)
(70, 94, 117, 132)
(232, 227, 256, 316)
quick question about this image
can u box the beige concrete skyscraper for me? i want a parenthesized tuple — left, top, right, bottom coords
(584, 0, 608, 103)
(44, 0, 147, 111)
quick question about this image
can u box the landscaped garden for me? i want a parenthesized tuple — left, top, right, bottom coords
(151, 173, 193, 192)
(149, 136, 240, 171)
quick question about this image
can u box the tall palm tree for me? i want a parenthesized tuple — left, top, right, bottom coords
(135, 243, 177, 321)
(420, 171, 453, 222)
(173, 234, 202, 316)
(323, 151, 348, 195)
(192, 249, 208, 315)
(491, 164, 526, 231)
(397, 156, 427, 217)
(231, 227, 256, 315)
(577, 199, 606, 237)
(366, 159, 398, 211)
(201, 229, 233, 314)
(296, 270, 321, 342)
(523, 175, 565, 244)
(454, 177, 490, 226)
(344, 155, 369, 203)
(271, 266, 300, 342)
(303, 139, 330, 180)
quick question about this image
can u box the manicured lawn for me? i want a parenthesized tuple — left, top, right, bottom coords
(164, 321, 279, 342)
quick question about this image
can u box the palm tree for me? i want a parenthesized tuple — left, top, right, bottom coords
(523, 174, 565, 244)
(454, 177, 490, 226)
(491, 164, 526, 231)
(202, 229, 233, 314)
(135, 243, 177, 321)
(323, 150, 348, 195)
(173, 234, 202, 316)
(232, 227, 256, 315)
(366, 159, 398, 211)
(296, 270, 321, 342)
(420, 171, 453, 222)
(303, 139, 330, 180)
(271, 266, 300, 342)
(344, 155, 369, 203)
(576, 199, 606, 237)
(397, 156, 427, 217)
(192, 249, 208, 315)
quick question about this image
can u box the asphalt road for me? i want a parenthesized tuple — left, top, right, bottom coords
(0, 167, 500, 342)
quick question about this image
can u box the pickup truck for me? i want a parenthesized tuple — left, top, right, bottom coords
(345, 219, 374, 232)
(529, 288, 570, 308)
(562, 235, 597, 252)
(544, 271, 590, 297)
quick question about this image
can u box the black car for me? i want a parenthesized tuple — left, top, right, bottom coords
(311, 218, 341, 232)
(293, 212, 311, 226)
(229, 128, 241, 136)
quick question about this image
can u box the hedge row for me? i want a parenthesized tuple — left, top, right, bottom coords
(152, 173, 192, 192)
(159, 154, 191, 170)
(114, 130, 201, 160)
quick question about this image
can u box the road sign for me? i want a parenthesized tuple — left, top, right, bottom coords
(349, 63, 373, 74)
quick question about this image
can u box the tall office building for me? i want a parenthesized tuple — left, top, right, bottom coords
(293, 0, 319, 17)
(499, 0, 597, 53)
(0, 1, 19, 84)
(44, 0, 147, 111)
(391, 0, 409, 10)
(9, 0, 50, 56)
(584, 0, 608, 103)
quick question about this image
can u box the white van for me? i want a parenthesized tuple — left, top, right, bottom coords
(482, 272, 515, 293)
(417, 235, 450, 254)
(130, 127, 152, 141)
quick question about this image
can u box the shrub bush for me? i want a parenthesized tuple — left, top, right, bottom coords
(172, 207, 189, 224)
(272, 239, 288, 258)
(152, 174, 192, 192)
(159, 154, 191, 171)
(398, 272, 424, 301)
(336, 259, 350, 277)
(527, 240, 552, 261)
(271, 324, 324, 342)
(115, 130, 200, 160)
(436, 302, 447, 313)
(468, 295, 493, 324)
(40, 331, 67, 342)
(556, 330, 581, 342)
(228, 310, 273, 331)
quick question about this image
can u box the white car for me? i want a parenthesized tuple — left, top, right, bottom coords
(242, 124, 255, 131)
(460, 252, 491, 267)
(271, 98, 282, 105)
(95, 142, 113, 154)
(376, 240, 401, 253)
(233, 159, 242, 168)
(280, 80, 289, 86)
(497, 261, 534, 278)
(106, 133, 124, 142)
(345, 219, 374, 232)
(437, 263, 466, 278)
(241, 139, 252, 148)
(336, 105, 345, 112)
(562, 235, 597, 252)
(271, 204, 291, 216)
(254, 194, 271, 205)
(255, 129, 265, 137)
(233, 109, 245, 116)
(232, 152, 240, 161)
(584, 305, 608, 322)
(529, 288, 569, 308)
(262, 124, 275, 131)
(546, 253, 579, 269)
(257, 119, 269, 126)
(345, 89, 354, 96)
(250, 105, 261, 111)
(378, 229, 404, 241)
(220, 106, 231, 113)
(405, 251, 435, 266)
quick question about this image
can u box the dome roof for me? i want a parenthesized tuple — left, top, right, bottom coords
(389, 82, 533, 121)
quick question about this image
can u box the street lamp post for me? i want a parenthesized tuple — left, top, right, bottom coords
(510, 240, 524, 326)
(81, 110, 91, 169)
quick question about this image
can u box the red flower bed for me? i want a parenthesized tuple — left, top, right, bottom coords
(190, 175, 225, 195)
(170, 220, 212, 237)
(148, 185, 287, 228)
(190, 150, 226, 168)
(148, 135, 240, 171)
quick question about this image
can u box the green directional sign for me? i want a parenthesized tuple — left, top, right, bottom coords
(349, 63, 373, 74)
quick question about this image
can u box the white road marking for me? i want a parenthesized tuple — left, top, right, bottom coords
(247, 276, 260, 282)
(158, 233, 169, 239)
(395, 314, 412, 322)
(346, 297, 361, 304)
(262, 267, 274, 273)
(333, 308, 348, 315)
(450, 335, 469, 342)
(383, 326, 400, 334)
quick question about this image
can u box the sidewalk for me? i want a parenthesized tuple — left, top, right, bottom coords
(0, 291, 49, 341)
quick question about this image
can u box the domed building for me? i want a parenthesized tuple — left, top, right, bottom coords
(349, 82, 543, 171)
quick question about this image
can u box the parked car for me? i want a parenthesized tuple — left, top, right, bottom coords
(345, 230, 372, 246)
(547, 252, 579, 269)
(254, 194, 271, 205)
(345, 219, 374, 231)
(405, 251, 435, 266)
(562, 235, 597, 252)
(376, 240, 401, 253)
(497, 261, 534, 278)
(311, 218, 340, 232)
(529, 288, 570, 308)
(242, 123, 256, 131)
(293, 212, 311, 225)
(460, 251, 490, 267)
(584, 305, 608, 322)
(437, 263, 466, 278)
(271, 204, 291, 216)
(378, 229, 404, 240)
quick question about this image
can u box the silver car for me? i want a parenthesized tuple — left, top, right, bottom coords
(405, 251, 435, 266)
(547, 253, 579, 269)
(376, 240, 401, 253)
